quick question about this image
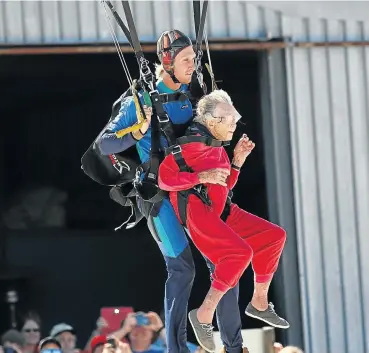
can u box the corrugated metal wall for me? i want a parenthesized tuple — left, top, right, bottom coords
(285, 33, 369, 353)
(2, 1, 369, 45)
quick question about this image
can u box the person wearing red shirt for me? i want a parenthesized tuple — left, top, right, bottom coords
(158, 90, 289, 352)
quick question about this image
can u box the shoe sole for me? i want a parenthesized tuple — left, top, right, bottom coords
(245, 311, 290, 329)
(188, 311, 216, 353)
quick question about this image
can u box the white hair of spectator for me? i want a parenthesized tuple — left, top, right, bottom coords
(194, 89, 233, 125)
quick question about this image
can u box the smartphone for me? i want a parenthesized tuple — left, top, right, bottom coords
(106, 338, 117, 349)
(4, 348, 17, 353)
(135, 311, 150, 326)
(100, 306, 134, 335)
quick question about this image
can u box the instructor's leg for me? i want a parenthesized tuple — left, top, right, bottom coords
(148, 199, 195, 353)
(205, 259, 243, 353)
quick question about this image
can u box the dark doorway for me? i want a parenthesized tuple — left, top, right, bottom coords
(0, 48, 274, 344)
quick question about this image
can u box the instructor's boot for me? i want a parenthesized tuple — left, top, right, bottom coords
(245, 302, 290, 329)
(188, 309, 216, 353)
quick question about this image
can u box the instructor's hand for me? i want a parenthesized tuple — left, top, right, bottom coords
(140, 105, 152, 134)
(198, 168, 230, 187)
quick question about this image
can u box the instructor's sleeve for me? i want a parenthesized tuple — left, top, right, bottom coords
(97, 97, 141, 155)
(158, 154, 200, 192)
(227, 167, 240, 190)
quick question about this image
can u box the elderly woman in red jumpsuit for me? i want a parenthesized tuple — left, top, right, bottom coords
(158, 89, 289, 352)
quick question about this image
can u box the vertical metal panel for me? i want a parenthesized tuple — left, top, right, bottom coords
(79, 1, 99, 42)
(40, 1, 61, 44)
(285, 39, 369, 353)
(259, 49, 304, 349)
(226, 1, 246, 38)
(2, 1, 24, 44)
(207, 1, 229, 38)
(0, 1, 6, 42)
(59, 1, 81, 42)
(22, 1, 43, 43)
(150, 1, 173, 39)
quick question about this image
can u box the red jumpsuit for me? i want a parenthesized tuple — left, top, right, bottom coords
(158, 141, 286, 293)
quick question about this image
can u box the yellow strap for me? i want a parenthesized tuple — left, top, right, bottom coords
(133, 92, 145, 123)
(114, 81, 146, 139)
(115, 121, 145, 138)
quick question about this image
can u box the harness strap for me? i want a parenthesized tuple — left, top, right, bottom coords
(194, 1, 209, 54)
(160, 92, 189, 103)
(165, 135, 229, 156)
(192, 0, 209, 91)
(104, 1, 133, 49)
(171, 145, 191, 172)
(177, 186, 212, 225)
(121, 1, 145, 64)
(169, 140, 212, 225)
(221, 190, 233, 222)
(149, 90, 177, 147)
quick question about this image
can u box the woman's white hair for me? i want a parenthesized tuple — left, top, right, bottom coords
(194, 89, 233, 125)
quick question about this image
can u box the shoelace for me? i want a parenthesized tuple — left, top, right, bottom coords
(268, 302, 284, 320)
(200, 323, 214, 337)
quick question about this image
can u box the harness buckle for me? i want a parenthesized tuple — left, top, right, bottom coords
(134, 166, 143, 187)
(157, 114, 170, 123)
(171, 145, 182, 155)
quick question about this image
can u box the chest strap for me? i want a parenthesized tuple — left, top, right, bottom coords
(165, 135, 229, 156)
(159, 92, 189, 104)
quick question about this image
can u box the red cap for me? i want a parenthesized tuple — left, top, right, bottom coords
(90, 335, 107, 353)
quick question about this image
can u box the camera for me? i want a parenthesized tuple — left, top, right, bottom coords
(4, 347, 17, 353)
(135, 312, 150, 326)
(106, 338, 117, 349)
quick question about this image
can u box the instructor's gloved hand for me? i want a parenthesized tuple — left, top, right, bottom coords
(198, 168, 230, 187)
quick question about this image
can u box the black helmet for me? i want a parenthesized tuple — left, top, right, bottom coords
(157, 29, 192, 82)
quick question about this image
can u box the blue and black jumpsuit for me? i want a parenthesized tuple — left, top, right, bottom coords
(97, 81, 243, 353)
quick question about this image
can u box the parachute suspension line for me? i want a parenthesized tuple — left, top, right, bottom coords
(193, 0, 209, 91)
(204, 29, 217, 91)
(100, 0, 132, 85)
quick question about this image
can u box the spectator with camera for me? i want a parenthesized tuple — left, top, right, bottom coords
(101, 339, 132, 353)
(110, 312, 165, 353)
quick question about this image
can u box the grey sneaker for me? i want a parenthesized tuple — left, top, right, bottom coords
(245, 302, 290, 329)
(188, 309, 216, 352)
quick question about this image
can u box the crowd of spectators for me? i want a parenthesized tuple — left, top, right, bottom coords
(0, 310, 303, 353)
